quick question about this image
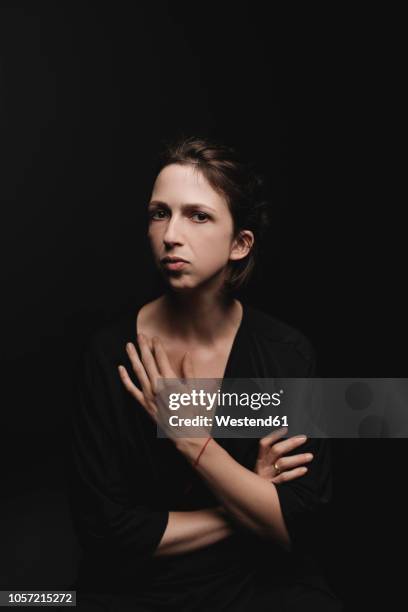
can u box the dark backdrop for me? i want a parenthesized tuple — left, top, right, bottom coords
(0, 3, 405, 610)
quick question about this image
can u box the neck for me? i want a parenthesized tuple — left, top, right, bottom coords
(159, 290, 242, 346)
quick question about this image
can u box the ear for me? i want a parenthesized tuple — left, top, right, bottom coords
(229, 230, 254, 262)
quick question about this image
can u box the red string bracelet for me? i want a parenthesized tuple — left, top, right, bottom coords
(183, 436, 213, 495)
(193, 436, 213, 468)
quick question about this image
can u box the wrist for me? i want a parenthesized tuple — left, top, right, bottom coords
(175, 436, 213, 464)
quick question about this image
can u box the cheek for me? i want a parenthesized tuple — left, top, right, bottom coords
(193, 228, 232, 265)
(195, 223, 232, 245)
(147, 227, 161, 249)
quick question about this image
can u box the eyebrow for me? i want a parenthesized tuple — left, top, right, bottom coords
(148, 200, 217, 213)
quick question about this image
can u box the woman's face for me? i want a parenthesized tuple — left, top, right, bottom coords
(147, 163, 250, 292)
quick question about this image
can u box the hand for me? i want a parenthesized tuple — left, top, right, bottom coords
(254, 426, 313, 484)
(118, 333, 211, 445)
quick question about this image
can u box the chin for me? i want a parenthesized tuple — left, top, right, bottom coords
(162, 275, 201, 293)
(167, 281, 196, 292)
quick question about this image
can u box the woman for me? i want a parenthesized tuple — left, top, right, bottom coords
(68, 136, 343, 611)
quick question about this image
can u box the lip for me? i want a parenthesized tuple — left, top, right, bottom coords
(161, 256, 189, 263)
(162, 260, 188, 271)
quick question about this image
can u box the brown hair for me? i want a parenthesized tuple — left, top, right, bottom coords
(151, 134, 271, 295)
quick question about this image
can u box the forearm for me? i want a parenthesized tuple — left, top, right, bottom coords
(175, 438, 291, 551)
(153, 506, 234, 557)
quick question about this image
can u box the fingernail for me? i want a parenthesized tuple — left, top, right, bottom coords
(296, 435, 307, 440)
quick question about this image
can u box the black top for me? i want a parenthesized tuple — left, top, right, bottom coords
(67, 300, 342, 611)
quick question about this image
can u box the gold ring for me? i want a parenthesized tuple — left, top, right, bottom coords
(274, 462, 281, 475)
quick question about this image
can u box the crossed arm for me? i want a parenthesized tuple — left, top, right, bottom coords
(153, 505, 233, 557)
(154, 437, 291, 557)
(72, 334, 324, 580)
(119, 335, 316, 559)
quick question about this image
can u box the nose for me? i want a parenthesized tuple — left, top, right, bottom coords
(162, 214, 184, 248)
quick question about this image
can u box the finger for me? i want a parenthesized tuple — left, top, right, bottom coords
(118, 365, 158, 422)
(272, 466, 308, 484)
(118, 364, 147, 407)
(268, 434, 308, 461)
(125, 341, 154, 398)
(138, 333, 160, 376)
(182, 351, 195, 380)
(258, 427, 289, 460)
(273, 452, 314, 473)
(136, 333, 161, 390)
(261, 426, 289, 441)
(152, 336, 177, 378)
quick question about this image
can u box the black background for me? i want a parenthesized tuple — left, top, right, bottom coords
(0, 3, 405, 610)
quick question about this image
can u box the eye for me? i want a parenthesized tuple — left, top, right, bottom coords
(149, 209, 167, 220)
(148, 209, 210, 222)
(191, 212, 209, 223)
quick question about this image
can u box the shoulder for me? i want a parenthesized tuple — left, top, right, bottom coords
(244, 303, 317, 375)
(80, 312, 136, 367)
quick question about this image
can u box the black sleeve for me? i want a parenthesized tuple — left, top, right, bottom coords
(67, 337, 169, 574)
(274, 343, 333, 553)
(274, 436, 333, 553)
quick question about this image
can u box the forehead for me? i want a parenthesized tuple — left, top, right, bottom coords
(151, 163, 228, 210)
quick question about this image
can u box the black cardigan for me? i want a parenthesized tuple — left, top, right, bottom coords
(67, 300, 342, 611)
